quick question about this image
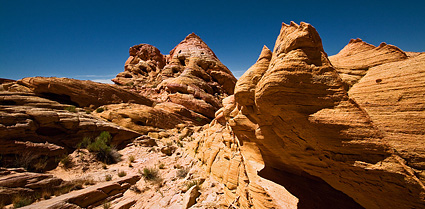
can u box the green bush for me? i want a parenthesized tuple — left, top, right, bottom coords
(13, 196, 32, 208)
(140, 167, 159, 181)
(118, 170, 127, 177)
(96, 107, 105, 113)
(85, 131, 121, 164)
(77, 137, 92, 149)
(64, 105, 77, 113)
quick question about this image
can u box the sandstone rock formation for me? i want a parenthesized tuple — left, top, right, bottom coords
(189, 22, 425, 209)
(329, 38, 408, 88)
(0, 91, 141, 165)
(112, 33, 237, 121)
(17, 77, 153, 108)
(21, 175, 140, 209)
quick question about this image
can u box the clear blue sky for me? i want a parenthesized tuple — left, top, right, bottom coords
(1, 0, 424, 82)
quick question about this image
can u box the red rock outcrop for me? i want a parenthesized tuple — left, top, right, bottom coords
(17, 77, 153, 108)
(329, 38, 408, 88)
(190, 22, 425, 209)
(112, 33, 237, 121)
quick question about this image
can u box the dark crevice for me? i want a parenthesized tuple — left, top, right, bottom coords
(38, 93, 79, 107)
(258, 166, 364, 209)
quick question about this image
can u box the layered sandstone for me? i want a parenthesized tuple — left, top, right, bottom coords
(0, 92, 141, 162)
(112, 33, 236, 121)
(17, 77, 153, 108)
(329, 38, 408, 88)
(190, 22, 425, 209)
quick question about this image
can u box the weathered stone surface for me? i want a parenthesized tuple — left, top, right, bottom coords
(190, 22, 425, 209)
(181, 185, 200, 209)
(329, 38, 408, 88)
(17, 77, 153, 108)
(0, 171, 63, 205)
(0, 92, 141, 159)
(93, 103, 203, 134)
(112, 33, 236, 122)
(21, 175, 141, 209)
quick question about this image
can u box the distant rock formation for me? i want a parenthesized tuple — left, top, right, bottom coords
(329, 38, 408, 88)
(112, 33, 236, 120)
(190, 22, 425, 209)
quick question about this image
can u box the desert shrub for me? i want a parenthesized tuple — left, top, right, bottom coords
(13, 196, 33, 208)
(103, 202, 111, 209)
(177, 167, 189, 178)
(85, 109, 91, 114)
(64, 105, 77, 113)
(185, 180, 200, 191)
(96, 107, 105, 113)
(140, 167, 159, 181)
(60, 155, 73, 168)
(15, 151, 37, 169)
(105, 174, 112, 181)
(128, 155, 135, 163)
(158, 163, 165, 169)
(117, 170, 127, 177)
(86, 132, 121, 164)
(77, 137, 92, 149)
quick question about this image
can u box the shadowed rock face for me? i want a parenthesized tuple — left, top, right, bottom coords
(329, 38, 408, 89)
(112, 33, 237, 121)
(190, 22, 425, 209)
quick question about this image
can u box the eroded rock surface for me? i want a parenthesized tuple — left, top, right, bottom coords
(189, 22, 425, 209)
(17, 77, 153, 108)
(329, 38, 408, 88)
(113, 33, 236, 121)
(0, 92, 141, 161)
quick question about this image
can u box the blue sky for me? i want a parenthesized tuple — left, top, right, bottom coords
(1, 0, 424, 82)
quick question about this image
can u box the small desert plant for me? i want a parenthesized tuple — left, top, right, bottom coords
(85, 109, 91, 114)
(60, 155, 73, 168)
(77, 137, 92, 149)
(96, 107, 105, 113)
(15, 151, 37, 169)
(128, 155, 135, 163)
(158, 163, 165, 169)
(87, 132, 121, 164)
(105, 174, 112, 181)
(103, 202, 111, 209)
(13, 196, 33, 208)
(140, 167, 159, 181)
(118, 170, 127, 177)
(195, 117, 202, 122)
(177, 167, 189, 178)
(64, 105, 77, 113)
(185, 180, 200, 191)
(176, 141, 183, 147)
